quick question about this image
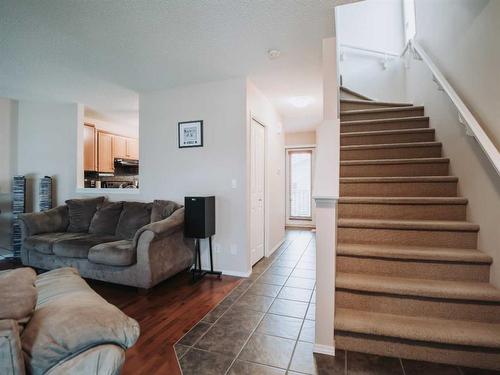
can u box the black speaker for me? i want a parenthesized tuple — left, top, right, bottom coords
(184, 196, 215, 238)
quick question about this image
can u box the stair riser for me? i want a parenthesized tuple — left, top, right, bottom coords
(338, 202, 467, 221)
(337, 256, 489, 282)
(337, 290, 500, 323)
(338, 227, 478, 249)
(335, 332, 500, 370)
(341, 102, 411, 111)
(341, 108, 424, 121)
(341, 120, 428, 133)
(340, 162, 449, 177)
(341, 145, 442, 160)
(341, 131, 435, 146)
(340, 181, 458, 197)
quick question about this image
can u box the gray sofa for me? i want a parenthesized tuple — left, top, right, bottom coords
(19, 197, 195, 290)
(1, 267, 139, 375)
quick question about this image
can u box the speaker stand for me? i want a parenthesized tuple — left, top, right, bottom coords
(192, 237, 222, 282)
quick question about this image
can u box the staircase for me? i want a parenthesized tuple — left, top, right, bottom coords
(334, 87, 500, 370)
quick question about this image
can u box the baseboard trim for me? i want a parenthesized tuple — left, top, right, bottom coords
(267, 237, 285, 257)
(313, 343, 336, 356)
(222, 269, 252, 278)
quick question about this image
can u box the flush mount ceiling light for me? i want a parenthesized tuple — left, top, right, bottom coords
(288, 96, 314, 108)
(267, 49, 281, 60)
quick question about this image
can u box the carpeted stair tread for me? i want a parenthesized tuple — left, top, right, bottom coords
(341, 127, 434, 138)
(339, 196, 467, 205)
(340, 99, 413, 107)
(341, 157, 449, 166)
(335, 308, 500, 348)
(338, 218, 479, 232)
(340, 106, 424, 116)
(341, 141, 441, 151)
(341, 116, 428, 125)
(336, 272, 500, 302)
(337, 243, 491, 263)
(341, 175, 458, 183)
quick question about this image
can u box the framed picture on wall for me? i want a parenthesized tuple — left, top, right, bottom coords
(178, 120, 203, 148)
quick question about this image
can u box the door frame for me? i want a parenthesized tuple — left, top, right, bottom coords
(248, 115, 267, 266)
(285, 145, 316, 228)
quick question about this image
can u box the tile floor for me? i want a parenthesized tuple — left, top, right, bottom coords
(175, 230, 500, 375)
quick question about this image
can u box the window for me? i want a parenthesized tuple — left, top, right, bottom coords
(289, 151, 312, 219)
(403, 0, 416, 43)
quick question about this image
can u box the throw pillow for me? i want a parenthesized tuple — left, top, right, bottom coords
(0, 268, 37, 329)
(88, 201, 124, 235)
(150, 200, 182, 222)
(116, 202, 153, 240)
(66, 197, 106, 232)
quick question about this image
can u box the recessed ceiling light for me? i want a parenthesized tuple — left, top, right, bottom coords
(288, 96, 314, 108)
(267, 49, 281, 59)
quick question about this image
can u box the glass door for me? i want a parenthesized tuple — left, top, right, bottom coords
(289, 150, 313, 220)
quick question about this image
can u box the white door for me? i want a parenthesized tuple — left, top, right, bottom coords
(250, 119, 265, 265)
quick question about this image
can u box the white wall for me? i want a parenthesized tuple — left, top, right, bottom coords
(337, 0, 407, 101)
(413, 0, 500, 147)
(139, 78, 249, 276)
(285, 131, 316, 146)
(16, 100, 82, 212)
(0, 97, 18, 250)
(405, 0, 500, 287)
(246, 81, 286, 258)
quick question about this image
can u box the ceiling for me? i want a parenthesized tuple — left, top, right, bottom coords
(0, 1, 337, 132)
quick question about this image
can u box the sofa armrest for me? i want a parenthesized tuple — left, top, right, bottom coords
(0, 319, 26, 375)
(133, 207, 185, 247)
(18, 206, 69, 237)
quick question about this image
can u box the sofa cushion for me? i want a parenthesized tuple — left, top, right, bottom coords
(22, 267, 140, 375)
(0, 268, 37, 326)
(150, 200, 182, 222)
(23, 232, 85, 255)
(115, 202, 152, 240)
(66, 197, 105, 232)
(53, 234, 118, 259)
(88, 240, 136, 266)
(88, 201, 123, 235)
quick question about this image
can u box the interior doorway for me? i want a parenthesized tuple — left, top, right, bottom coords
(250, 118, 266, 266)
(286, 147, 315, 227)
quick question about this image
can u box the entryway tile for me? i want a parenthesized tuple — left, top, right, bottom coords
(401, 359, 461, 375)
(238, 333, 295, 369)
(228, 360, 286, 375)
(178, 321, 212, 346)
(217, 306, 264, 331)
(194, 324, 251, 357)
(277, 286, 313, 302)
(269, 298, 308, 319)
(259, 273, 289, 286)
(290, 342, 346, 375)
(246, 282, 282, 298)
(234, 293, 274, 312)
(256, 313, 303, 340)
(285, 277, 316, 290)
(179, 348, 233, 375)
(299, 319, 315, 343)
(348, 351, 404, 375)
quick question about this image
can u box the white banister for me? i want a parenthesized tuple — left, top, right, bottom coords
(407, 39, 500, 176)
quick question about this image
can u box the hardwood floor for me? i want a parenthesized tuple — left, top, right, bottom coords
(89, 272, 242, 375)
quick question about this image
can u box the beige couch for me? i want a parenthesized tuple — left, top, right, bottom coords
(19, 198, 195, 291)
(0, 267, 139, 375)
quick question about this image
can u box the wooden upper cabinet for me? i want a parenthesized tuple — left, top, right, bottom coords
(112, 136, 127, 159)
(83, 124, 96, 171)
(126, 138, 139, 159)
(97, 132, 114, 173)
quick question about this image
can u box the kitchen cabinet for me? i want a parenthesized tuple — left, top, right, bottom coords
(126, 138, 139, 159)
(113, 136, 138, 159)
(112, 136, 127, 159)
(97, 132, 114, 173)
(83, 124, 96, 171)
